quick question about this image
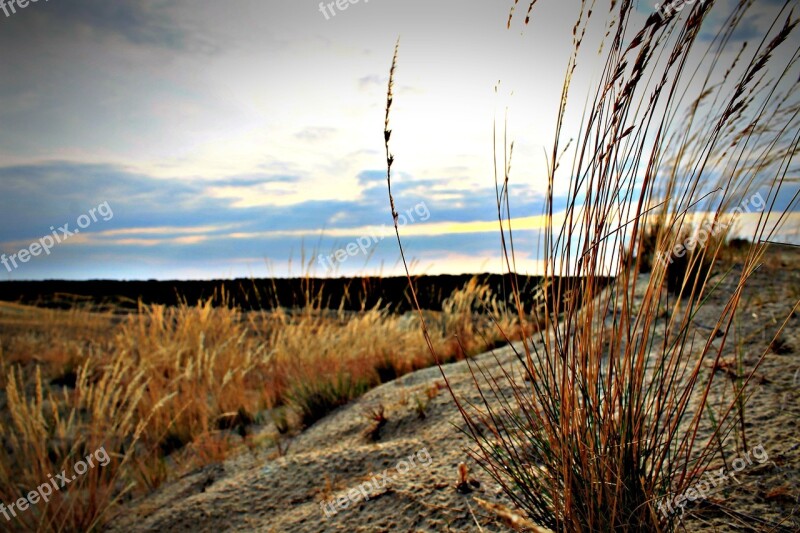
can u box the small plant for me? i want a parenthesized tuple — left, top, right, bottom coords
(455, 461, 479, 494)
(270, 407, 291, 435)
(412, 395, 428, 420)
(770, 335, 793, 355)
(425, 381, 444, 400)
(362, 403, 388, 441)
(398, 388, 409, 406)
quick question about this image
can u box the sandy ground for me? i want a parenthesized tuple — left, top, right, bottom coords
(108, 247, 800, 533)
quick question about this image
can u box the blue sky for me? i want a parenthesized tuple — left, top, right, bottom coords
(0, 0, 796, 280)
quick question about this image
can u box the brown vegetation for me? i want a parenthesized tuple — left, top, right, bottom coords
(383, 0, 800, 531)
(0, 279, 528, 531)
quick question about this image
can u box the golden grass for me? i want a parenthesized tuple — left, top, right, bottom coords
(0, 278, 527, 531)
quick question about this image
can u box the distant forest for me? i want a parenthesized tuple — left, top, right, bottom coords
(0, 274, 591, 312)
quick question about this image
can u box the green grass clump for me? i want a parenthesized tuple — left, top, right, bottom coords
(286, 373, 372, 428)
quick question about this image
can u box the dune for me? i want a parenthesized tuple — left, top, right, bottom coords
(108, 247, 800, 532)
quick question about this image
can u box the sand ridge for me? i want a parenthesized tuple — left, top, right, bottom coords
(109, 250, 800, 532)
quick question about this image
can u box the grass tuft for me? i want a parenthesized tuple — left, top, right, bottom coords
(383, 0, 800, 530)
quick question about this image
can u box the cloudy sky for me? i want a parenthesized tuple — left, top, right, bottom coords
(0, 0, 796, 280)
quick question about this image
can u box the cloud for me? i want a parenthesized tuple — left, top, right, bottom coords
(0, 160, 558, 278)
(697, 0, 793, 43)
(208, 174, 302, 187)
(294, 127, 338, 142)
(358, 75, 385, 91)
(0, 0, 216, 53)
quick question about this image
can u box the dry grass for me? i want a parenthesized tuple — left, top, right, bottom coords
(383, 0, 800, 532)
(0, 279, 527, 531)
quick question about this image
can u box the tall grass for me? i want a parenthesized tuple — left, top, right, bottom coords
(385, 0, 800, 530)
(0, 278, 523, 531)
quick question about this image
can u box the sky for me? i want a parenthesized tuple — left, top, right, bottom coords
(0, 0, 797, 280)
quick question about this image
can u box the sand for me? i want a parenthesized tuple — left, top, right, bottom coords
(108, 248, 800, 532)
